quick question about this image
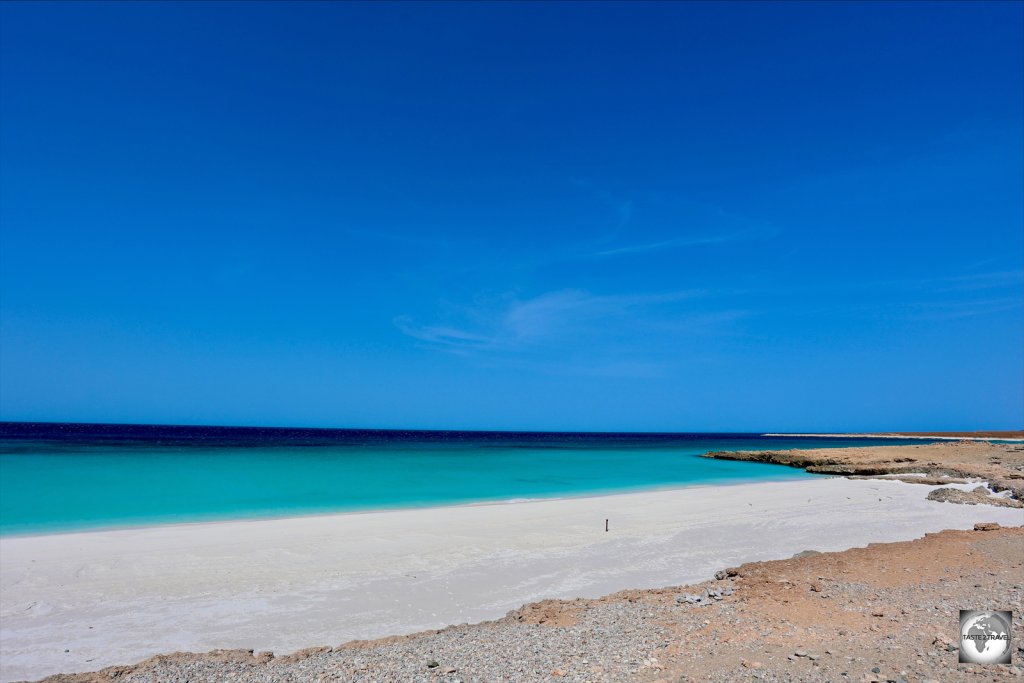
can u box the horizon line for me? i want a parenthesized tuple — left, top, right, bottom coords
(1, 420, 1021, 437)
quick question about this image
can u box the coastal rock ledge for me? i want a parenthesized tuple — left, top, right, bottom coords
(703, 439, 1024, 504)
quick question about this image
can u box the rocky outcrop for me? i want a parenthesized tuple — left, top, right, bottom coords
(703, 441, 1024, 504)
(926, 485, 1023, 508)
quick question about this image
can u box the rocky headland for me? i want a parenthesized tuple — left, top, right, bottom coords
(703, 440, 1024, 506)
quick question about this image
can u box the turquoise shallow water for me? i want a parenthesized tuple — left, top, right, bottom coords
(0, 423, 938, 535)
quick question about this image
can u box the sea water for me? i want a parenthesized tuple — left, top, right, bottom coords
(0, 423, 935, 535)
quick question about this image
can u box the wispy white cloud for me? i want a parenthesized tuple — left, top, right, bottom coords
(591, 231, 748, 258)
(531, 182, 777, 264)
(926, 269, 1024, 293)
(574, 216, 780, 260)
(392, 318, 495, 351)
(763, 268, 1024, 299)
(539, 359, 670, 379)
(900, 297, 1023, 321)
(395, 288, 707, 354)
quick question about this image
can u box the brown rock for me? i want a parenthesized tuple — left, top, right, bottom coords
(974, 522, 1001, 531)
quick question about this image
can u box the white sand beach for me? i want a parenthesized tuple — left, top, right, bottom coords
(2, 476, 1021, 682)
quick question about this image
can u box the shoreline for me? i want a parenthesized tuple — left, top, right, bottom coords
(763, 432, 1024, 441)
(5, 430, 1010, 540)
(4, 471, 1023, 682)
(0, 470, 817, 540)
(704, 438, 1024, 502)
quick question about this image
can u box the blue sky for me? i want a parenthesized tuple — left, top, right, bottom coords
(1, 1, 1021, 431)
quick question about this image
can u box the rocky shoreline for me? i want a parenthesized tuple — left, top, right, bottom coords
(703, 440, 1024, 506)
(763, 432, 1024, 442)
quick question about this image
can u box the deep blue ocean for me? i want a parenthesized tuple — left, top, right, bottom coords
(0, 422, 935, 535)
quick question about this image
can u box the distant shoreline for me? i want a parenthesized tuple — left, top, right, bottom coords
(763, 431, 1024, 441)
(4, 420, 1020, 439)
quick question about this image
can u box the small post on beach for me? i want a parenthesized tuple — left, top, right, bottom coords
(605, 518, 608, 532)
